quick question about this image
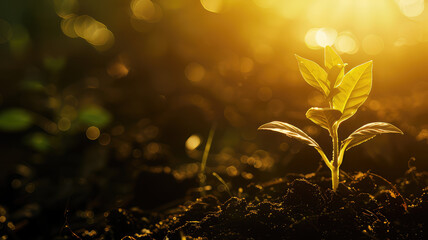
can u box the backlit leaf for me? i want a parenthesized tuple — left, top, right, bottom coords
(325, 46, 345, 88)
(295, 55, 329, 97)
(258, 121, 320, 149)
(342, 122, 403, 151)
(259, 121, 331, 169)
(0, 108, 33, 131)
(306, 107, 342, 131)
(333, 61, 373, 123)
(328, 64, 346, 89)
(324, 46, 343, 70)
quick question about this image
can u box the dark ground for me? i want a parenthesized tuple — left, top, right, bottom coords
(53, 159, 428, 240)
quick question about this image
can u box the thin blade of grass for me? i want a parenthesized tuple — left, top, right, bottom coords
(199, 122, 217, 196)
(212, 172, 232, 198)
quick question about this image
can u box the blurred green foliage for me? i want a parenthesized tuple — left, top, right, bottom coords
(78, 106, 112, 128)
(25, 132, 51, 152)
(0, 108, 33, 131)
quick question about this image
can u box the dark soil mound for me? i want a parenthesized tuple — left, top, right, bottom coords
(63, 169, 428, 240)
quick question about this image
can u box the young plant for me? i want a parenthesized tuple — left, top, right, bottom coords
(259, 46, 403, 191)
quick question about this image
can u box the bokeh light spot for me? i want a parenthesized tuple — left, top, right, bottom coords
(62, 15, 114, 50)
(25, 183, 35, 193)
(147, 142, 160, 154)
(186, 134, 202, 151)
(185, 63, 206, 82)
(98, 133, 111, 146)
(226, 165, 238, 176)
(86, 28, 113, 46)
(279, 142, 289, 152)
(315, 28, 337, 48)
(61, 16, 78, 38)
(58, 117, 71, 131)
(305, 28, 320, 49)
(397, 0, 424, 18)
(107, 61, 129, 79)
(240, 57, 254, 73)
(369, 100, 382, 111)
(131, 0, 163, 22)
(131, 0, 155, 20)
(54, 0, 78, 19)
(86, 126, 100, 140)
(334, 32, 359, 54)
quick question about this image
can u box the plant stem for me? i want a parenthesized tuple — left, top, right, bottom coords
(331, 126, 340, 191)
(199, 123, 217, 196)
(331, 166, 339, 191)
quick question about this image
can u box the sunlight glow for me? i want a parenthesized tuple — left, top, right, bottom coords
(362, 34, 384, 55)
(278, 1, 308, 19)
(252, 0, 276, 9)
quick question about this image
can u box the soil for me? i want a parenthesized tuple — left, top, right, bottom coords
(62, 166, 428, 240)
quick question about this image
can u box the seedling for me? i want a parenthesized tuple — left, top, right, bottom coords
(259, 46, 403, 191)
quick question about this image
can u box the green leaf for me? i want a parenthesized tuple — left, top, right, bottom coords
(324, 46, 346, 97)
(258, 121, 320, 149)
(333, 61, 373, 123)
(327, 64, 347, 89)
(295, 55, 329, 97)
(324, 46, 343, 70)
(259, 121, 332, 169)
(0, 108, 33, 132)
(306, 107, 342, 131)
(341, 122, 403, 151)
(78, 106, 112, 128)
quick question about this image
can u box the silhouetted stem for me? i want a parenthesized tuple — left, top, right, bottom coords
(331, 127, 340, 191)
(331, 167, 339, 191)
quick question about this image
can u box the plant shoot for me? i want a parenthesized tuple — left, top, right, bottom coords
(259, 46, 403, 191)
